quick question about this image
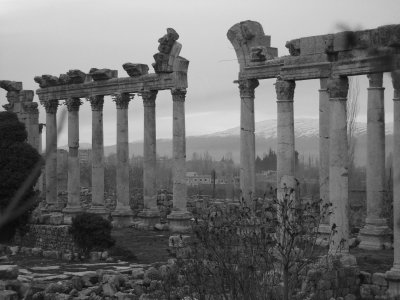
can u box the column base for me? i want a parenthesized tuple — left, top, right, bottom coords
(62, 206, 84, 224)
(88, 205, 108, 214)
(167, 211, 192, 233)
(358, 221, 392, 250)
(137, 209, 161, 229)
(43, 202, 63, 213)
(386, 268, 400, 297)
(317, 223, 332, 247)
(111, 208, 134, 228)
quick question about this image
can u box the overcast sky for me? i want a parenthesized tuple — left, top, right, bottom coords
(1, 0, 399, 146)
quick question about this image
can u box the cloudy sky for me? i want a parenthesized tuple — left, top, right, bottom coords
(0, 0, 399, 146)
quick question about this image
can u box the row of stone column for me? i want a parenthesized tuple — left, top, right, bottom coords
(41, 89, 190, 230)
(237, 72, 400, 254)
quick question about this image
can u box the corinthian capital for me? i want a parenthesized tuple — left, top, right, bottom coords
(327, 76, 349, 99)
(41, 99, 59, 114)
(65, 97, 82, 112)
(238, 79, 259, 98)
(23, 102, 39, 114)
(392, 71, 400, 100)
(171, 89, 186, 102)
(275, 78, 295, 101)
(114, 93, 131, 109)
(88, 95, 104, 111)
(142, 90, 158, 107)
(367, 73, 383, 88)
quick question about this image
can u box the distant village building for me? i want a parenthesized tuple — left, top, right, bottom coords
(186, 172, 212, 186)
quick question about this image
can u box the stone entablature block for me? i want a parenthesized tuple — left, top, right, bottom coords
(228, 21, 400, 81)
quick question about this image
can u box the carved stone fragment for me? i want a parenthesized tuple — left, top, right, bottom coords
(123, 63, 149, 77)
(66, 69, 86, 84)
(250, 47, 267, 62)
(34, 75, 59, 88)
(0, 80, 22, 92)
(152, 28, 181, 74)
(275, 78, 295, 101)
(89, 68, 114, 81)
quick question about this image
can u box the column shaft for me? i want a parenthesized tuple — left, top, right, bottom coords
(89, 96, 106, 214)
(275, 79, 296, 188)
(43, 100, 59, 210)
(328, 76, 350, 253)
(319, 78, 330, 230)
(167, 89, 191, 232)
(64, 98, 81, 216)
(142, 91, 158, 211)
(238, 79, 259, 205)
(115, 93, 130, 210)
(359, 73, 390, 249)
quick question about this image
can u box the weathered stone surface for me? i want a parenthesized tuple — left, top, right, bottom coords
(152, 28, 181, 73)
(0, 265, 18, 280)
(0, 290, 18, 300)
(122, 63, 149, 77)
(372, 272, 388, 287)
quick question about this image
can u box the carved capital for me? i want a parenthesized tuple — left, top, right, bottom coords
(275, 78, 295, 101)
(114, 93, 131, 109)
(392, 71, 400, 100)
(327, 76, 349, 99)
(367, 73, 383, 88)
(171, 89, 187, 102)
(65, 98, 82, 112)
(5, 91, 19, 104)
(23, 102, 39, 114)
(142, 90, 158, 107)
(88, 95, 104, 111)
(238, 79, 259, 98)
(41, 99, 59, 114)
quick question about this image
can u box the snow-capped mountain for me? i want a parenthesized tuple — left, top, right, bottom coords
(208, 118, 393, 139)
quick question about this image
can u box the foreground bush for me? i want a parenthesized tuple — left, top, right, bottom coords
(0, 112, 42, 242)
(69, 212, 115, 254)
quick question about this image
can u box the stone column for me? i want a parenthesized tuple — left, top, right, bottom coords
(275, 78, 296, 198)
(63, 98, 82, 222)
(112, 93, 134, 227)
(327, 76, 350, 254)
(238, 79, 259, 206)
(359, 73, 391, 249)
(88, 95, 107, 216)
(319, 78, 331, 237)
(138, 90, 160, 227)
(167, 89, 191, 232)
(37, 124, 45, 193)
(386, 71, 400, 296)
(42, 99, 59, 211)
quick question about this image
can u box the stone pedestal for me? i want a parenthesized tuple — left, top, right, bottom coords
(137, 209, 160, 229)
(63, 98, 82, 220)
(167, 89, 191, 232)
(42, 99, 60, 212)
(238, 79, 259, 205)
(111, 93, 133, 227)
(359, 73, 391, 250)
(167, 211, 192, 233)
(387, 71, 400, 297)
(327, 76, 350, 254)
(318, 78, 331, 238)
(88, 96, 107, 216)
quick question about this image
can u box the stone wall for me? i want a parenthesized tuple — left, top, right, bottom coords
(14, 224, 77, 252)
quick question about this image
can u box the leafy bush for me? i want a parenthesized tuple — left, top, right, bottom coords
(0, 112, 42, 242)
(69, 212, 115, 254)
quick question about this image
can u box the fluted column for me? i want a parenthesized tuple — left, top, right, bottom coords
(275, 78, 296, 198)
(327, 76, 350, 253)
(359, 73, 390, 249)
(167, 89, 191, 232)
(138, 91, 160, 227)
(63, 98, 82, 219)
(238, 79, 259, 206)
(387, 72, 400, 296)
(88, 95, 107, 215)
(42, 99, 59, 211)
(319, 78, 331, 234)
